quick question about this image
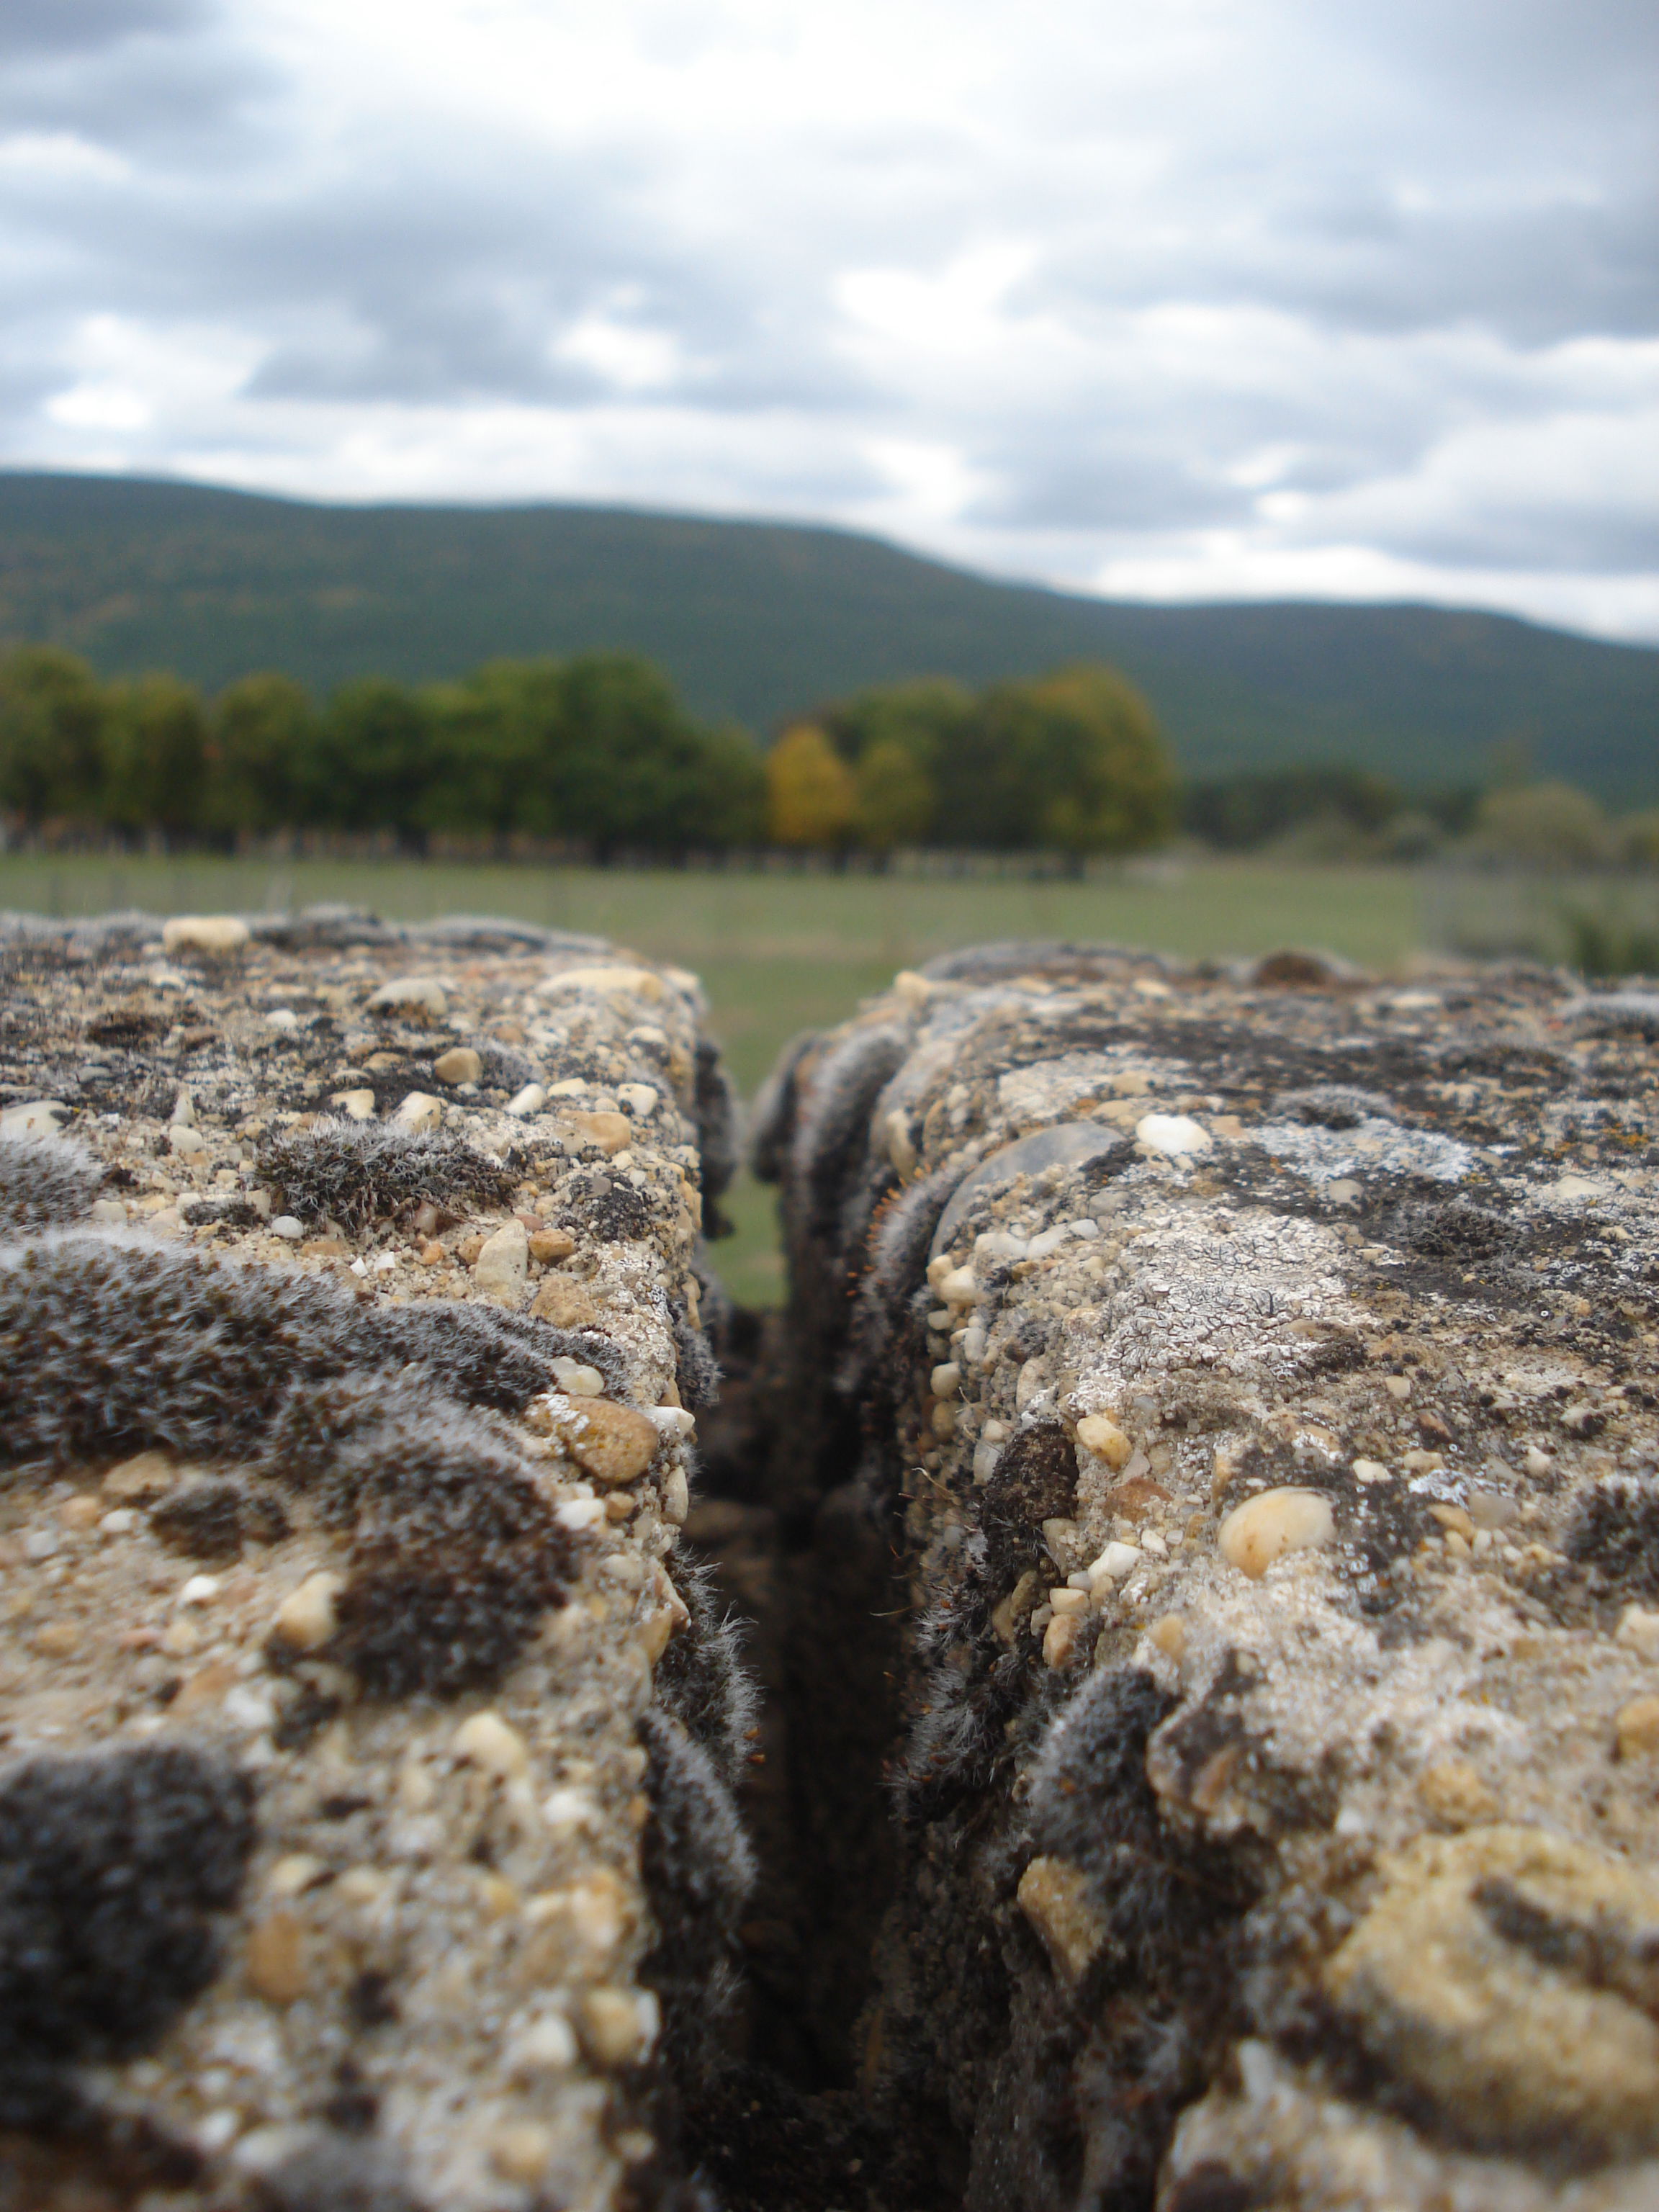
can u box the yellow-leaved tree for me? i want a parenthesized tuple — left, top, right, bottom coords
(765, 722, 855, 850)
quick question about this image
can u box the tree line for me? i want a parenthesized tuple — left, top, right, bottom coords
(0, 647, 1179, 861)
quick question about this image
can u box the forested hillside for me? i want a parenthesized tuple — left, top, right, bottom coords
(1, 470, 1655, 801)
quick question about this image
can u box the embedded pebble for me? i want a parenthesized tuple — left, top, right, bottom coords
(367, 974, 448, 1017)
(1135, 1111, 1211, 1156)
(269, 1571, 346, 1651)
(394, 1091, 444, 1133)
(474, 1216, 529, 1294)
(270, 1215, 304, 1239)
(508, 1082, 547, 1117)
(1075, 1413, 1132, 1469)
(453, 1709, 531, 1779)
(433, 1046, 484, 1085)
(162, 914, 251, 956)
(1218, 1487, 1336, 1578)
(1017, 1856, 1107, 1982)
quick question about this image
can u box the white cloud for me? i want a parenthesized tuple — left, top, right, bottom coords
(0, 0, 1653, 636)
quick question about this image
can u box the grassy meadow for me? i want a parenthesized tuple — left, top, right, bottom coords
(0, 850, 1436, 1305)
(4, 849, 1626, 1303)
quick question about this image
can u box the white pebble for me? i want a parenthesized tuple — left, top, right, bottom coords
(1025, 1225, 1071, 1262)
(349, 1256, 369, 1278)
(507, 2014, 578, 2076)
(89, 1198, 127, 1227)
(266, 1007, 299, 1031)
(972, 1441, 1002, 1484)
(507, 1083, 547, 1118)
(178, 1574, 220, 1606)
(555, 1498, 607, 1532)
(0, 1100, 67, 1138)
(271, 1216, 304, 1240)
(99, 1508, 138, 1534)
(162, 914, 249, 956)
(1136, 1112, 1212, 1156)
(617, 1083, 658, 1118)
(541, 1786, 601, 1834)
(938, 1267, 979, 1305)
(551, 1357, 603, 1396)
(1090, 1540, 1141, 1586)
(367, 975, 448, 1017)
(930, 1362, 961, 1399)
(974, 1231, 1028, 1263)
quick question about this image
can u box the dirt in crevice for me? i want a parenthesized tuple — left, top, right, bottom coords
(684, 1310, 956, 2211)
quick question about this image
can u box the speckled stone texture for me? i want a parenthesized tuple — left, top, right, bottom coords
(0, 909, 752, 2212)
(754, 942, 1659, 2212)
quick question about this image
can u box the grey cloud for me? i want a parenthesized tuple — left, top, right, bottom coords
(1, 0, 211, 59)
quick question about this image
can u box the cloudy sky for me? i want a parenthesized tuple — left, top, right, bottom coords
(2, 0, 1655, 637)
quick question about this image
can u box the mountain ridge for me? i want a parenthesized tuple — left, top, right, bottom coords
(1, 469, 1655, 801)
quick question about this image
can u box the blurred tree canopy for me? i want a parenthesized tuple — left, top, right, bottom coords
(0, 644, 764, 857)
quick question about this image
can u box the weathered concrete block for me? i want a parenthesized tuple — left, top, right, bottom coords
(0, 916, 749, 2210)
(756, 942, 1659, 2209)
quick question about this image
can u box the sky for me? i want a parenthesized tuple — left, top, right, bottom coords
(1, 0, 1655, 639)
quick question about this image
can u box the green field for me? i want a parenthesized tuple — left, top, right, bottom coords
(1, 850, 1443, 1304)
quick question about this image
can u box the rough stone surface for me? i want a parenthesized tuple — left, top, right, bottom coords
(0, 915, 750, 2211)
(753, 941, 1659, 2211)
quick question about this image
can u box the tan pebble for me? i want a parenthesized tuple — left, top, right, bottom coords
(397, 1760, 436, 1811)
(33, 1620, 80, 1658)
(1352, 1457, 1393, 1485)
(1524, 1444, 1552, 1476)
(1616, 1696, 1659, 1760)
(490, 2124, 554, 2185)
(1017, 1856, 1107, 1983)
(1218, 1488, 1335, 1578)
(938, 1266, 978, 1305)
(60, 1494, 102, 1530)
(1042, 1614, 1082, 1668)
(539, 961, 665, 1003)
(473, 1218, 529, 1294)
(579, 1987, 658, 2068)
(268, 1853, 326, 1898)
(1431, 1503, 1475, 1542)
(1468, 1488, 1519, 1529)
(565, 1109, 631, 1156)
(394, 1092, 444, 1133)
(661, 1467, 690, 1526)
(1416, 1759, 1499, 1829)
(884, 1110, 918, 1179)
(603, 1491, 636, 1521)
(992, 1568, 1041, 1645)
(478, 1873, 522, 1919)
(1048, 1586, 1090, 1617)
(246, 1912, 307, 2006)
(1616, 1605, 1659, 1661)
(1076, 1413, 1131, 1470)
(417, 1238, 444, 1264)
(453, 1709, 530, 1779)
(368, 974, 448, 1017)
(528, 1226, 576, 1264)
(162, 914, 250, 956)
(1324, 1825, 1659, 2162)
(336, 1866, 393, 1906)
(433, 1046, 483, 1085)
(271, 1571, 346, 1652)
(1384, 1374, 1413, 1400)
(931, 1401, 956, 1439)
(1210, 1439, 1246, 1501)
(160, 1617, 200, 1657)
(531, 1275, 598, 1327)
(173, 1661, 238, 1715)
(639, 1605, 677, 1665)
(329, 1089, 377, 1121)
(103, 1451, 176, 1500)
(552, 1398, 660, 1486)
(1148, 1614, 1187, 1663)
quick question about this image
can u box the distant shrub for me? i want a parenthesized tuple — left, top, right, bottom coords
(1470, 781, 1611, 868)
(765, 724, 856, 850)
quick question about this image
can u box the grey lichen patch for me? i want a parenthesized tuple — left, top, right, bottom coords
(758, 942, 1659, 2209)
(0, 917, 747, 2211)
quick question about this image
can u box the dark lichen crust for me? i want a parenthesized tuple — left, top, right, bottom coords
(0, 911, 749, 2211)
(758, 947, 1659, 2211)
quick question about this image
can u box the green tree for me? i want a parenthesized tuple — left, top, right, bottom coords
(0, 646, 111, 824)
(102, 673, 208, 840)
(766, 723, 856, 850)
(935, 663, 1175, 862)
(821, 676, 976, 784)
(1471, 781, 1609, 868)
(853, 738, 935, 856)
(315, 677, 436, 843)
(205, 673, 318, 835)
